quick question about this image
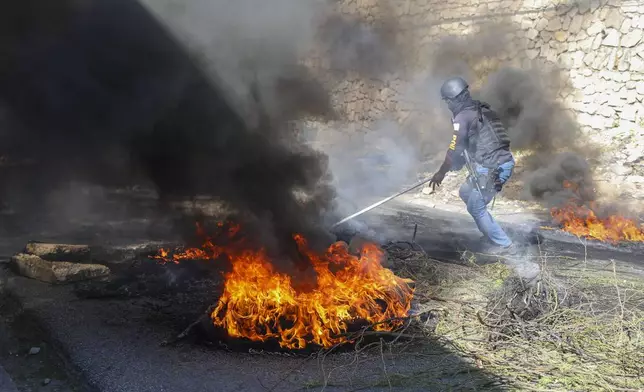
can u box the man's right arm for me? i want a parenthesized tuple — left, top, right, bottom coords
(439, 113, 470, 172)
(428, 111, 473, 190)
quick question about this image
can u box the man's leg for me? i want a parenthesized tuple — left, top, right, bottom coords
(460, 181, 489, 243)
(464, 186, 512, 247)
(458, 181, 472, 204)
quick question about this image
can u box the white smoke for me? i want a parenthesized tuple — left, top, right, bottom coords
(305, 119, 421, 240)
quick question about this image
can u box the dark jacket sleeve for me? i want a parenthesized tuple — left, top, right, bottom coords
(438, 112, 471, 173)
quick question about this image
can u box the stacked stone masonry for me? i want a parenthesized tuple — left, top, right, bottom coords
(326, 0, 644, 127)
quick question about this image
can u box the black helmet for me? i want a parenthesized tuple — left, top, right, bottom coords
(440, 77, 469, 100)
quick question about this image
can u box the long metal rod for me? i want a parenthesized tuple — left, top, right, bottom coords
(463, 150, 484, 196)
(331, 177, 433, 228)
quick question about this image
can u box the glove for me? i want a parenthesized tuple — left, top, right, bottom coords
(428, 162, 450, 191)
(494, 177, 503, 192)
(428, 170, 446, 191)
(493, 168, 504, 191)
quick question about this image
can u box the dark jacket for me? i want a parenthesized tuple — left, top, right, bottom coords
(439, 92, 513, 173)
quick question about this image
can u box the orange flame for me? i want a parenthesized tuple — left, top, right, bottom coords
(152, 247, 208, 264)
(551, 204, 644, 243)
(154, 223, 414, 349)
(551, 181, 644, 243)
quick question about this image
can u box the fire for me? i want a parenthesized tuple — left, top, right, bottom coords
(154, 223, 414, 349)
(153, 247, 207, 264)
(550, 181, 644, 243)
(551, 204, 644, 243)
(152, 222, 240, 264)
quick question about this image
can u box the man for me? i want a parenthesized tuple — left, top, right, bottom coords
(428, 77, 517, 254)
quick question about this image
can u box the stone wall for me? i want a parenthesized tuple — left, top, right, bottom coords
(308, 0, 644, 200)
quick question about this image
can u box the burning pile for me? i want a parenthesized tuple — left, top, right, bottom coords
(154, 223, 414, 350)
(550, 181, 644, 243)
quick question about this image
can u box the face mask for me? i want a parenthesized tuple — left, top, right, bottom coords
(445, 98, 460, 113)
(444, 90, 472, 114)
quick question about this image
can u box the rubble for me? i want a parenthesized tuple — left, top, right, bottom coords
(11, 253, 110, 285)
(9, 241, 113, 284)
(24, 242, 91, 262)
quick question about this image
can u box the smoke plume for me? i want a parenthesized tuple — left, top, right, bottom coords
(0, 0, 343, 261)
(480, 67, 599, 207)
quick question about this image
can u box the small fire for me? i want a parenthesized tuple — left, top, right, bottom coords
(154, 223, 414, 349)
(550, 181, 644, 243)
(153, 247, 207, 264)
(153, 222, 241, 264)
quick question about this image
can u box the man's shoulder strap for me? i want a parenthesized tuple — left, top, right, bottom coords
(477, 102, 511, 147)
(478, 104, 504, 125)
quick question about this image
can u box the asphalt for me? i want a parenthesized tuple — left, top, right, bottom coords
(0, 196, 642, 392)
(0, 365, 18, 392)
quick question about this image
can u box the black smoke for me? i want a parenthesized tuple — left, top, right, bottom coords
(479, 67, 599, 206)
(0, 0, 336, 261)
